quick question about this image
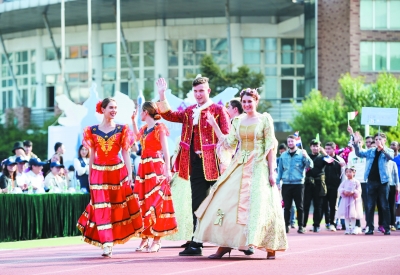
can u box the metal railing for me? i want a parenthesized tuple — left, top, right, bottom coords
(30, 107, 56, 127)
(261, 97, 304, 132)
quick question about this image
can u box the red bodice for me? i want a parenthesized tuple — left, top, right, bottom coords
(83, 124, 133, 166)
(137, 123, 169, 157)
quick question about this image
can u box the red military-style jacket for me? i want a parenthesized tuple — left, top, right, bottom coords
(157, 100, 230, 181)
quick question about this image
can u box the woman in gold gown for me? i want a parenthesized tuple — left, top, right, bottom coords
(193, 88, 288, 259)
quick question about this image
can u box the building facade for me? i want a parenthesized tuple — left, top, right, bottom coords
(0, 0, 398, 131)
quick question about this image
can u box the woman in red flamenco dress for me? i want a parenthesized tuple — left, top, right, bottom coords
(131, 101, 177, 253)
(77, 98, 143, 257)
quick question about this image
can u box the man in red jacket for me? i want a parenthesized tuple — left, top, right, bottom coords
(156, 76, 230, 256)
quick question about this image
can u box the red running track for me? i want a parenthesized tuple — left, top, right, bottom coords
(1, 227, 400, 275)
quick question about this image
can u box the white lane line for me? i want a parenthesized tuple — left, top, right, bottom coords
(308, 254, 400, 275)
(30, 255, 179, 275)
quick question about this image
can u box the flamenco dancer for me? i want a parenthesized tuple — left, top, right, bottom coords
(156, 77, 230, 256)
(77, 98, 143, 257)
(194, 88, 288, 259)
(131, 102, 178, 253)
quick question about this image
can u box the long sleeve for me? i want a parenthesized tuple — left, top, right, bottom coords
(276, 154, 284, 183)
(156, 100, 185, 123)
(354, 143, 368, 158)
(338, 180, 346, 197)
(217, 117, 239, 151)
(303, 154, 314, 169)
(217, 106, 231, 135)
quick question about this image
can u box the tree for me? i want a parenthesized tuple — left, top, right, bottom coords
(290, 90, 349, 147)
(180, 55, 270, 111)
(290, 72, 400, 148)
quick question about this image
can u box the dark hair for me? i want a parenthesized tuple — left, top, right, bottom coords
(78, 144, 90, 158)
(54, 142, 63, 152)
(68, 165, 75, 172)
(370, 141, 376, 145)
(3, 165, 16, 179)
(229, 99, 244, 114)
(192, 76, 209, 87)
(365, 135, 373, 140)
(325, 142, 336, 148)
(345, 167, 356, 172)
(240, 88, 260, 101)
(309, 139, 320, 146)
(374, 132, 387, 139)
(23, 140, 33, 147)
(278, 143, 287, 150)
(142, 101, 161, 120)
(101, 97, 117, 109)
(287, 135, 296, 140)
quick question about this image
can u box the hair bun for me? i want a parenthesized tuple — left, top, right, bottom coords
(154, 114, 162, 120)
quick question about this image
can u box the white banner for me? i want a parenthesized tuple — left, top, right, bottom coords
(361, 107, 398, 126)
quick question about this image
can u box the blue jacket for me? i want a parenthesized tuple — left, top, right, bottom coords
(354, 144, 394, 184)
(277, 149, 313, 184)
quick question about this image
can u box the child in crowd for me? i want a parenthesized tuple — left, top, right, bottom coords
(336, 167, 363, 234)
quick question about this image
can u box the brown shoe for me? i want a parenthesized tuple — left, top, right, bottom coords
(267, 250, 276, 260)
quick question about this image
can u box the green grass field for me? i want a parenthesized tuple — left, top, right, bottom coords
(0, 236, 83, 250)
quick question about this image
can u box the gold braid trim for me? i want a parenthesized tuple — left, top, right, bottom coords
(92, 201, 128, 209)
(90, 176, 128, 190)
(92, 162, 124, 171)
(144, 184, 161, 199)
(159, 213, 176, 218)
(126, 193, 135, 201)
(89, 211, 142, 231)
(140, 157, 164, 164)
(149, 227, 178, 237)
(156, 100, 171, 114)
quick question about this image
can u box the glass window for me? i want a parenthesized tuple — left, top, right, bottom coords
(102, 43, 115, 56)
(265, 38, 277, 51)
(144, 70, 154, 79)
(183, 54, 195, 66)
(265, 67, 277, 76)
(264, 78, 277, 99)
(21, 51, 28, 62)
(144, 41, 154, 53)
(103, 57, 116, 69)
(281, 67, 295, 76)
(69, 73, 80, 82)
(22, 89, 28, 107)
(168, 40, 178, 53)
(296, 67, 305, 76)
(360, 0, 373, 29)
(244, 52, 261, 64)
(168, 53, 178, 66)
(360, 42, 373, 71)
(30, 87, 36, 107)
(390, 1, 400, 29)
(375, 42, 387, 70)
(130, 42, 140, 54)
(281, 79, 294, 102)
(69, 46, 80, 59)
(30, 50, 36, 63)
(243, 38, 260, 51)
(297, 79, 305, 98)
(390, 42, 400, 70)
(2, 91, 6, 110)
(265, 52, 277, 64)
(183, 40, 194, 52)
(212, 52, 228, 65)
(7, 90, 13, 108)
(144, 54, 154, 67)
(81, 46, 88, 58)
(281, 39, 295, 52)
(211, 38, 227, 51)
(45, 48, 57, 61)
(196, 40, 206, 51)
(169, 69, 179, 78)
(375, 0, 387, 29)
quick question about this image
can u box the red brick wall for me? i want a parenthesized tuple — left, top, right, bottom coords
(319, 0, 400, 97)
(318, 0, 351, 98)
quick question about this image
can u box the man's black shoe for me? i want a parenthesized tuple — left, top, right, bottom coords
(365, 230, 374, 235)
(179, 246, 203, 256)
(313, 226, 320, 233)
(297, 227, 305, 234)
(286, 226, 290, 233)
(384, 231, 390, 235)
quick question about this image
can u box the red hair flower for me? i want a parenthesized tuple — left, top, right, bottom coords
(96, 101, 103, 114)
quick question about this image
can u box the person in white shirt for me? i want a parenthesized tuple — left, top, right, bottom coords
(44, 162, 67, 193)
(15, 156, 29, 193)
(26, 158, 46, 194)
(73, 145, 90, 192)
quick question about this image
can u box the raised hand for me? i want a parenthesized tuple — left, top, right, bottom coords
(347, 125, 354, 135)
(131, 109, 137, 121)
(156, 78, 168, 99)
(353, 132, 362, 144)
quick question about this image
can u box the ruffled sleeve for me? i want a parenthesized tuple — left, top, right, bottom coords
(263, 113, 278, 156)
(353, 180, 361, 198)
(216, 117, 239, 172)
(121, 124, 134, 151)
(82, 126, 95, 149)
(155, 122, 170, 141)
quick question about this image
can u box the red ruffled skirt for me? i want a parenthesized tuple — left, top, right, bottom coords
(133, 151, 177, 237)
(77, 162, 143, 248)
